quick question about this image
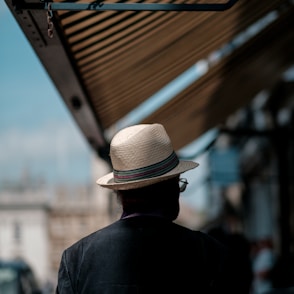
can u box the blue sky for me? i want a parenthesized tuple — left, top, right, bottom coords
(0, 2, 92, 187)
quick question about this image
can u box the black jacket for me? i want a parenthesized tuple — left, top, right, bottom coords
(56, 216, 229, 294)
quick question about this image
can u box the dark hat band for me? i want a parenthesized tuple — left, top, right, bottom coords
(113, 151, 179, 183)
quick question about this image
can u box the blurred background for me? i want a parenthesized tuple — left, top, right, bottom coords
(1, 0, 294, 293)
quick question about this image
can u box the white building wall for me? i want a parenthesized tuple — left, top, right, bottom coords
(0, 191, 50, 286)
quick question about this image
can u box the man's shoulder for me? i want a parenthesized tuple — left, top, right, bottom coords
(64, 221, 121, 253)
(173, 222, 223, 242)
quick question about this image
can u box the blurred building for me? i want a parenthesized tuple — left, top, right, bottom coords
(0, 155, 117, 292)
(204, 77, 294, 291)
(177, 73, 294, 292)
(0, 188, 50, 288)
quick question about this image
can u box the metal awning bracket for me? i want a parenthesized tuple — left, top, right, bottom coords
(12, 0, 239, 12)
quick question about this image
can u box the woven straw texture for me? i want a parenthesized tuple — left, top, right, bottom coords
(97, 124, 198, 190)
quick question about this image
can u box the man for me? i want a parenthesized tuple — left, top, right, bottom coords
(56, 123, 230, 293)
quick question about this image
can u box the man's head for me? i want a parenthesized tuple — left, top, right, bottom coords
(96, 123, 198, 190)
(117, 176, 181, 220)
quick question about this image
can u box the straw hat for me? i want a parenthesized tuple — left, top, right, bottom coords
(96, 123, 199, 190)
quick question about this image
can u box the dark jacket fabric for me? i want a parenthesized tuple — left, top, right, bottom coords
(56, 216, 229, 294)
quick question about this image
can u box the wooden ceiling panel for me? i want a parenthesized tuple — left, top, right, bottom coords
(76, 0, 281, 80)
(81, 0, 285, 128)
(142, 6, 294, 150)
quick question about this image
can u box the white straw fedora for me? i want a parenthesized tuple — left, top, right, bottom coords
(96, 123, 199, 190)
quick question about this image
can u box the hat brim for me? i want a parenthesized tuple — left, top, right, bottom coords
(96, 161, 199, 190)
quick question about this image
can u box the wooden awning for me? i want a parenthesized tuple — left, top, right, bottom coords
(5, 0, 294, 161)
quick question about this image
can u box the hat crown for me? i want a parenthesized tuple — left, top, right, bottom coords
(110, 124, 174, 172)
(97, 123, 198, 190)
